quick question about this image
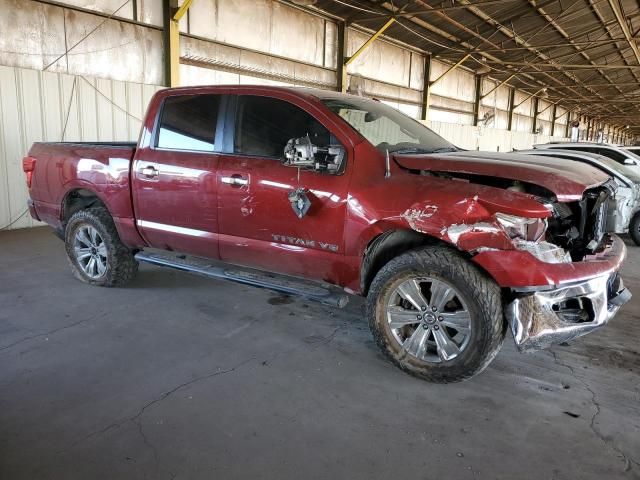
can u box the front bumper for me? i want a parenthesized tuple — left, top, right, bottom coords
(506, 272, 631, 352)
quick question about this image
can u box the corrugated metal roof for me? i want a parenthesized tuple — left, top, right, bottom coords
(307, 0, 640, 133)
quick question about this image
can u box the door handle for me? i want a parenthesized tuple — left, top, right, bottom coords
(139, 165, 159, 178)
(221, 175, 249, 187)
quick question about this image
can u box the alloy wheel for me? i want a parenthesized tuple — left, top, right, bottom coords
(386, 277, 472, 363)
(73, 225, 108, 279)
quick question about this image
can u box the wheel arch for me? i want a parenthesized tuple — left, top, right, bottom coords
(360, 229, 451, 295)
(61, 188, 110, 230)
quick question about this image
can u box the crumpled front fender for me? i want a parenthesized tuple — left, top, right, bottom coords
(398, 195, 535, 251)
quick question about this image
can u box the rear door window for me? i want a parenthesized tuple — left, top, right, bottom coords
(157, 95, 221, 152)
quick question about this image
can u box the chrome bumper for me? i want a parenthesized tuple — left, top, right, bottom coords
(506, 273, 631, 352)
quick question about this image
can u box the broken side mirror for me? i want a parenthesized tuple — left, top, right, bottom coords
(283, 135, 345, 174)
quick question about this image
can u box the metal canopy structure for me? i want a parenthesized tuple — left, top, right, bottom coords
(307, 0, 640, 134)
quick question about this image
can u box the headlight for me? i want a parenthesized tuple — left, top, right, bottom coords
(495, 213, 547, 242)
(495, 213, 571, 263)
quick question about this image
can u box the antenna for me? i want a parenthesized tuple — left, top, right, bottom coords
(385, 149, 391, 179)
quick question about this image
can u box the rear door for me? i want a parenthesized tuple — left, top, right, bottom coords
(216, 94, 352, 284)
(132, 93, 224, 259)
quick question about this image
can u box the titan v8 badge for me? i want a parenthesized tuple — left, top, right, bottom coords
(288, 187, 311, 219)
(271, 234, 338, 252)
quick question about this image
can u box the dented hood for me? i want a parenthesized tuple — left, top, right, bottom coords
(395, 150, 610, 201)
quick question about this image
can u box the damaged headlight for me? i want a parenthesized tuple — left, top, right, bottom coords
(495, 213, 571, 264)
(495, 213, 547, 242)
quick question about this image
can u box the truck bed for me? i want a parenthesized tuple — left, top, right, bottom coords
(31, 141, 137, 148)
(26, 141, 138, 238)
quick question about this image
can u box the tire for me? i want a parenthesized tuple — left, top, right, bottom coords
(630, 212, 640, 246)
(367, 246, 506, 383)
(64, 207, 138, 287)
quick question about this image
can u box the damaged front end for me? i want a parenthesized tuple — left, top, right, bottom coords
(504, 183, 632, 351)
(401, 179, 631, 352)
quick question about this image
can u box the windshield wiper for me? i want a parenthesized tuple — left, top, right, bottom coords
(430, 147, 458, 153)
(392, 146, 458, 154)
(391, 147, 435, 154)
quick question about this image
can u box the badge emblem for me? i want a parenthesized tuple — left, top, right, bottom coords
(288, 188, 311, 219)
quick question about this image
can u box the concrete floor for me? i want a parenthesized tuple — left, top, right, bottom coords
(1, 227, 639, 480)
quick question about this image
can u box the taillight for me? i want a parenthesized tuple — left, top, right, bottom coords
(22, 156, 36, 188)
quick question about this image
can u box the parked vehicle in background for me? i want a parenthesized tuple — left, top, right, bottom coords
(521, 148, 640, 245)
(534, 142, 640, 174)
(22, 86, 631, 383)
(623, 146, 640, 157)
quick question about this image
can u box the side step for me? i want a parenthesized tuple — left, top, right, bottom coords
(135, 252, 350, 308)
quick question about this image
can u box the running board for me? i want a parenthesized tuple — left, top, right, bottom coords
(134, 252, 349, 308)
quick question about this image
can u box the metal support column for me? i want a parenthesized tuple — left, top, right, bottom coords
(532, 97, 539, 134)
(550, 104, 557, 137)
(472, 74, 482, 126)
(507, 88, 516, 131)
(564, 111, 571, 138)
(163, 0, 192, 87)
(337, 21, 347, 92)
(421, 55, 432, 121)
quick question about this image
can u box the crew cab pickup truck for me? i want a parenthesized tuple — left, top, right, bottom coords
(23, 85, 631, 382)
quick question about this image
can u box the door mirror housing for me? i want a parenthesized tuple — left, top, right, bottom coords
(283, 135, 345, 174)
(624, 158, 638, 166)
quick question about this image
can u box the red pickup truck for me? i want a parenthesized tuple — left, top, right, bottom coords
(23, 85, 631, 382)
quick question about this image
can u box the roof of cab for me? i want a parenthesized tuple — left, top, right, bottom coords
(157, 84, 360, 102)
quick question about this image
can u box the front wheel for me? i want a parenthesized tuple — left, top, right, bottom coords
(367, 246, 506, 383)
(630, 212, 640, 246)
(65, 207, 138, 287)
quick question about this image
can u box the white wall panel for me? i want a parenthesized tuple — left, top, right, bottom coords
(409, 53, 424, 90)
(347, 29, 412, 88)
(0, 0, 163, 85)
(0, 65, 162, 230)
(53, 0, 135, 19)
(0, 1, 67, 73)
(137, 0, 163, 26)
(191, 0, 326, 67)
(181, 37, 336, 88)
(430, 59, 475, 102)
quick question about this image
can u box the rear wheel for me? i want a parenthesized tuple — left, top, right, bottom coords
(367, 246, 506, 383)
(630, 212, 640, 246)
(65, 207, 138, 287)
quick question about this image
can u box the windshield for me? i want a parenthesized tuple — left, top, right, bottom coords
(321, 97, 457, 154)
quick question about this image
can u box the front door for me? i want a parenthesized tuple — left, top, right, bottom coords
(216, 94, 353, 284)
(132, 93, 224, 259)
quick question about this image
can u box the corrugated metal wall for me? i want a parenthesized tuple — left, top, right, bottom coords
(0, 65, 162, 230)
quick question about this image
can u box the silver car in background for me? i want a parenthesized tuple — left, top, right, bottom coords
(519, 148, 640, 245)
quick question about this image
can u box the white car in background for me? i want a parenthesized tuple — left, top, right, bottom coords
(520, 148, 640, 245)
(624, 145, 640, 157)
(534, 142, 640, 175)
